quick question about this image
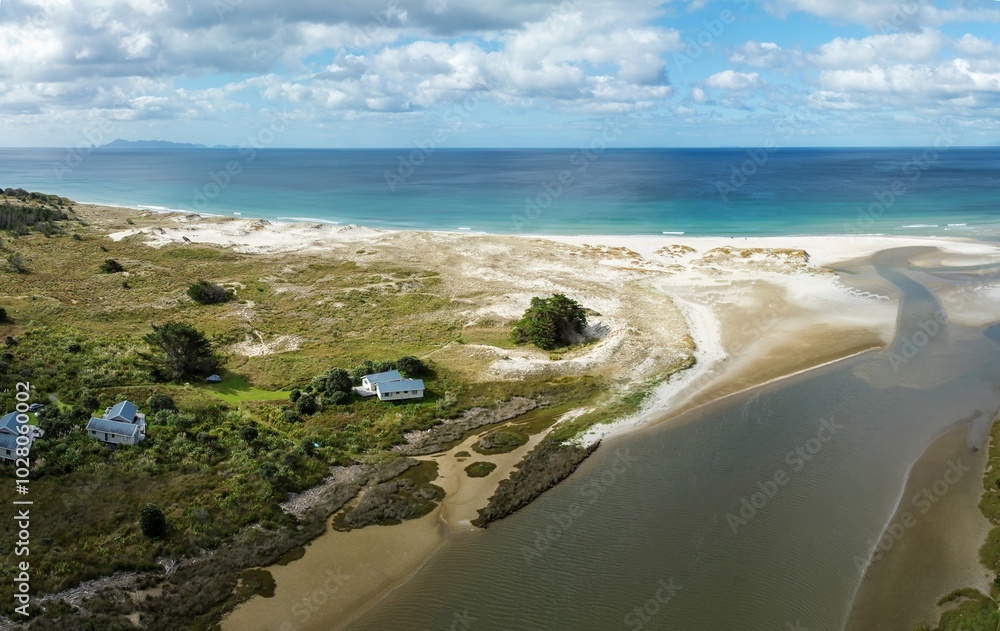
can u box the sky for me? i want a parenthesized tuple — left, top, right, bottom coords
(1, 0, 1000, 148)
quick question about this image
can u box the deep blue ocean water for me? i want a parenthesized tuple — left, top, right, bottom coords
(1, 147, 998, 236)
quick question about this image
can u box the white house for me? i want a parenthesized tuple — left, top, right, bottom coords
(356, 370, 425, 401)
(375, 378, 425, 401)
(86, 400, 147, 446)
(0, 411, 43, 463)
(360, 370, 403, 393)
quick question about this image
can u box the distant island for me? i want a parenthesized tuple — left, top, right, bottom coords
(99, 138, 237, 149)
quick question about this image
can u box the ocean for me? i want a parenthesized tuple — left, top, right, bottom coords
(1, 147, 998, 237)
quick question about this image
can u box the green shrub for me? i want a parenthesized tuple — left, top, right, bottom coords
(239, 425, 259, 443)
(139, 503, 167, 538)
(295, 393, 318, 415)
(146, 393, 177, 414)
(397, 356, 428, 377)
(186, 279, 233, 305)
(465, 461, 497, 478)
(99, 258, 124, 273)
(6, 253, 27, 274)
(325, 390, 350, 406)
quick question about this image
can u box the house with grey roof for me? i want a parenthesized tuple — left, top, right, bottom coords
(360, 370, 403, 393)
(0, 411, 43, 463)
(375, 378, 425, 402)
(86, 400, 147, 446)
(356, 369, 425, 401)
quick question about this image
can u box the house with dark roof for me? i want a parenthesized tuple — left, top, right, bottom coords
(86, 400, 146, 446)
(0, 411, 43, 463)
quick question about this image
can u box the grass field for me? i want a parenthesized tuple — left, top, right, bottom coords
(195, 372, 292, 403)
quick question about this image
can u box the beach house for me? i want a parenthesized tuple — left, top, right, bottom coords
(0, 411, 43, 463)
(358, 370, 425, 401)
(360, 370, 404, 393)
(374, 378, 425, 401)
(86, 400, 147, 446)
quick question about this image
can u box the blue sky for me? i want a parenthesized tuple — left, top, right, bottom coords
(1, 0, 999, 147)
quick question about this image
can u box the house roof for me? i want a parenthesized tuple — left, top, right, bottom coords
(376, 379, 425, 394)
(0, 412, 20, 435)
(87, 417, 140, 437)
(363, 370, 403, 384)
(0, 432, 20, 451)
(106, 400, 139, 423)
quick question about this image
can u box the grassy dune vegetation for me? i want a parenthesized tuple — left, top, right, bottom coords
(0, 196, 619, 627)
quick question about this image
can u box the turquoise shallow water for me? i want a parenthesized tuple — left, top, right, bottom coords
(1, 147, 999, 237)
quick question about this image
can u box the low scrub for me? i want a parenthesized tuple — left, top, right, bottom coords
(473, 437, 599, 528)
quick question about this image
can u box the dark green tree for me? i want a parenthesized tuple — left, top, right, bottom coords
(295, 392, 318, 415)
(313, 368, 353, 395)
(187, 279, 233, 305)
(139, 321, 220, 382)
(0, 307, 8, 323)
(239, 425, 259, 444)
(139, 503, 167, 538)
(146, 393, 177, 414)
(511, 293, 588, 350)
(78, 389, 101, 414)
(396, 356, 428, 377)
(99, 258, 124, 273)
(325, 390, 350, 406)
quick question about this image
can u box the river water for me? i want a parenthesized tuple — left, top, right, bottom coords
(342, 247, 1000, 631)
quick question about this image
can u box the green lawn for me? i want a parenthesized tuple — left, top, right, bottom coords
(194, 372, 292, 403)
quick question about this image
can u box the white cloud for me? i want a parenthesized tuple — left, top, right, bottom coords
(729, 41, 797, 69)
(704, 70, 761, 90)
(807, 30, 945, 68)
(764, 0, 1000, 30)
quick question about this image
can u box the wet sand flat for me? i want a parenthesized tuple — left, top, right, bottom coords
(845, 422, 993, 631)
